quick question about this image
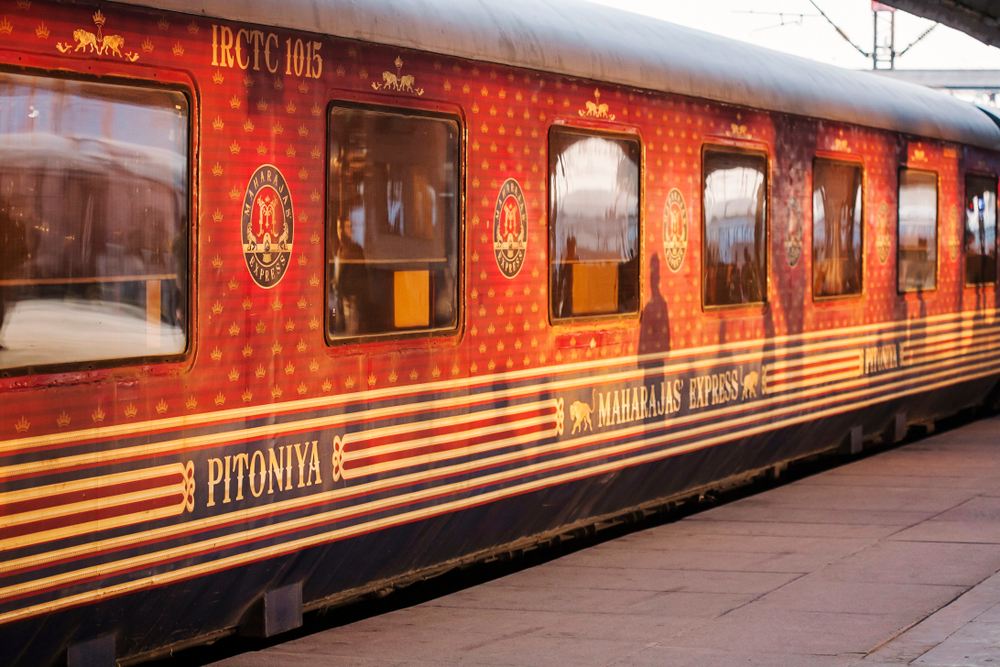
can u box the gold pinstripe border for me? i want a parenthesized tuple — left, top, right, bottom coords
(1, 353, 998, 626)
(1, 309, 996, 456)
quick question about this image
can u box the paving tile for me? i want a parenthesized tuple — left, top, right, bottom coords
(813, 541, 1000, 586)
(728, 485, 977, 513)
(797, 474, 996, 491)
(593, 532, 873, 556)
(670, 519, 903, 540)
(913, 621, 1000, 665)
(888, 520, 1000, 544)
(607, 646, 862, 667)
(758, 578, 964, 616)
(492, 564, 802, 596)
(687, 505, 936, 526)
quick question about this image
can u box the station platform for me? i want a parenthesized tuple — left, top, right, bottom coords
(210, 416, 1000, 667)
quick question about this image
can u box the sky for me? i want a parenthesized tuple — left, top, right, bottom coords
(584, 0, 1000, 71)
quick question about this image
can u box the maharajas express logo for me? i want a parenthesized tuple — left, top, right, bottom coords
(493, 178, 527, 279)
(242, 164, 294, 289)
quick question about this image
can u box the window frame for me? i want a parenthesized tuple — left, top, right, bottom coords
(896, 166, 939, 295)
(0, 64, 196, 379)
(700, 143, 770, 312)
(546, 123, 644, 326)
(323, 98, 465, 348)
(811, 155, 866, 303)
(962, 170, 998, 288)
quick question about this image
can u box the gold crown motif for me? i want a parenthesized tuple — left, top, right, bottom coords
(299, 213, 309, 223)
(229, 186, 240, 200)
(310, 146, 321, 159)
(310, 232, 320, 245)
(256, 143, 266, 155)
(271, 298, 282, 311)
(211, 255, 223, 269)
(242, 344, 253, 358)
(212, 116, 224, 130)
(187, 20, 199, 34)
(285, 319, 295, 332)
(56, 411, 71, 427)
(298, 81, 308, 93)
(229, 95, 241, 109)
(229, 141, 240, 155)
(243, 119, 255, 133)
(242, 390, 253, 403)
(271, 386, 283, 400)
(228, 279, 239, 291)
(255, 321, 266, 333)
(298, 168, 309, 181)
(16, 0, 30, 10)
(322, 379, 332, 392)
(285, 146, 296, 157)
(309, 359, 320, 373)
(228, 367, 240, 381)
(243, 75, 253, 88)
(310, 190, 321, 202)
(155, 399, 168, 414)
(254, 365, 266, 379)
(309, 316, 320, 330)
(157, 16, 168, 30)
(185, 395, 197, 410)
(124, 403, 138, 418)
(214, 392, 225, 406)
(470, 362, 478, 373)
(212, 162, 223, 176)
(297, 383, 308, 396)
(211, 346, 223, 361)
(285, 101, 296, 114)
(172, 42, 184, 56)
(91, 407, 106, 423)
(35, 22, 48, 39)
(142, 37, 154, 53)
(284, 361, 295, 375)
(298, 125, 308, 137)
(228, 323, 240, 336)
(14, 416, 30, 433)
(0, 17, 14, 35)
(273, 122, 283, 135)
(311, 104, 322, 117)
(211, 300, 223, 315)
(212, 208, 224, 223)
(273, 79, 283, 90)
(297, 297, 307, 310)
(410, 369, 419, 380)
(212, 70, 224, 85)
(388, 370, 398, 383)
(256, 100, 268, 112)
(344, 376, 355, 389)
(271, 341, 282, 355)
(242, 297, 253, 311)
(367, 374, 376, 387)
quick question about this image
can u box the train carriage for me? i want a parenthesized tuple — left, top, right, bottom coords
(1, 0, 1000, 664)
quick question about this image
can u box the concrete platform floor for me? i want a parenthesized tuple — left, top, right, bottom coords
(211, 416, 1000, 666)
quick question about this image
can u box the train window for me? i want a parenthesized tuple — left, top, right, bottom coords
(326, 103, 459, 340)
(812, 159, 863, 298)
(0, 72, 189, 372)
(548, 127, 640, 321)
(964, 174, 997, 285)
(897, 168, 937, 292)
(702, 148, 767, 308)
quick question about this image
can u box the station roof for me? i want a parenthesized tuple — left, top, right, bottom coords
(887, 1, 1000, 50)
(112, 0, 1000, 150)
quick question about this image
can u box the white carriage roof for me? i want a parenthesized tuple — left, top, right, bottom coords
(111, 0, 1000, 150)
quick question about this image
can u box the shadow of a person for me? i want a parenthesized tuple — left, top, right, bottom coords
(640, 254, 671, 427)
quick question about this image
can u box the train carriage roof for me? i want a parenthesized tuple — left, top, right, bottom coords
(112, 0, 1000, 150)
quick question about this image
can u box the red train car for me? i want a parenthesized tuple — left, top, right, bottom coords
(2, 0, 1000, 664)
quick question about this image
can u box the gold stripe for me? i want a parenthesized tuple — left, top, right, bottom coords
(0, 464, 181, 506)
(3, 355, 999, 626)
(2, 310, 996, 456)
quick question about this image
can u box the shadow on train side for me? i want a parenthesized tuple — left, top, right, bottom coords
(152, 403, 993, 667)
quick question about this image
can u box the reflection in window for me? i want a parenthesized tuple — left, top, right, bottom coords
(813, 159, 863, 298)
(703, 149, 767, 307)
(549, 128, 639, 320)
(964, 174, 997, 285)
(0, 73, 189, 371)
(327, 105, 459, 339)
(898, 169, 937, 292)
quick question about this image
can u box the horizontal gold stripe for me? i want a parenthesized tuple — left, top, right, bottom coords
(1, 310, 996, 456)
(0, 464, 180, 506)
(3, 356, 998, 626)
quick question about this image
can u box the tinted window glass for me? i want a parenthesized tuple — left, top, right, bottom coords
(327, 105, 459, 339)
(549, 128, 640, 320)
(964, 174, 997, 285)
(813, 159, 863, 298)
(0, 72, 189, 371)
(898, 169, 937, 292)
(703, 149, 767, 307)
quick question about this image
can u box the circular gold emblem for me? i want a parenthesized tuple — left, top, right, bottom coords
(784, 197, 803, 268)
(949, 204, 961, 262)
(663, 188, 688, 273)
(876, 202, 891, 265)
(242, 164, 294, 289)
(493, 178, 527, 279)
